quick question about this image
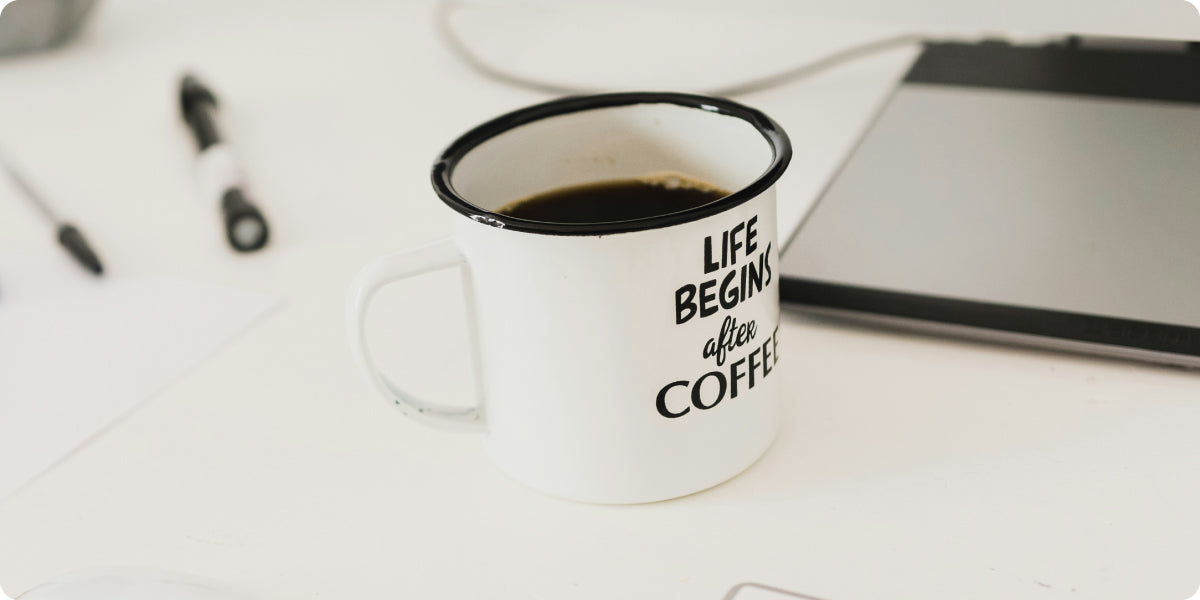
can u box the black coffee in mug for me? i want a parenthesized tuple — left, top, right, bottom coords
(496, 173, 729, 224)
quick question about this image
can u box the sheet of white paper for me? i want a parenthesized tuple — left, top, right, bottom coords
(0, 278, 279, 501)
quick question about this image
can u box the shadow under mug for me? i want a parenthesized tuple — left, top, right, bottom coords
(348, 92, 792, 504)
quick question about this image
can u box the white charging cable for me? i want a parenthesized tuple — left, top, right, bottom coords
(434, 0, 928, 97)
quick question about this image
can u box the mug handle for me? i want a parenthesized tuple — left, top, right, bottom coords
(346, 238, 486, 433)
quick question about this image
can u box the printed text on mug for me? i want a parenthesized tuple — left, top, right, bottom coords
(658, 215, 779, 419)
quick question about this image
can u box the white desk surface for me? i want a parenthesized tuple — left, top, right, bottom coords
(1, 2, 1198, 599)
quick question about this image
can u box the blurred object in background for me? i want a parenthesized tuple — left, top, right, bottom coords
(0, 0, 98, 56)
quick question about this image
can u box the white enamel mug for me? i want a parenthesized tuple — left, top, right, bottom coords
(347, 93, 792, 504)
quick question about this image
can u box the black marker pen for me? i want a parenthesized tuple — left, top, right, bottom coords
(179, 74, 270, 252)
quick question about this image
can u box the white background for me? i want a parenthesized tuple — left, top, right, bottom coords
(0, 1, 1199, 599)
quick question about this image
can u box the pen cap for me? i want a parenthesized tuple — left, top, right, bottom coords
(179, 74, 222, 149)
(221, 189, 269, 252)
(179, 74, 218, 115)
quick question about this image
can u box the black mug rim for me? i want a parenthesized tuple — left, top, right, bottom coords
(431, 92, 792, 236)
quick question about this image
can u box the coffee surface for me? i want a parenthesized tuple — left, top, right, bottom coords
(496, 173, 729, 224)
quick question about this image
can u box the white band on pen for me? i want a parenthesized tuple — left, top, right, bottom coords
(195, 144, 243, 204)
